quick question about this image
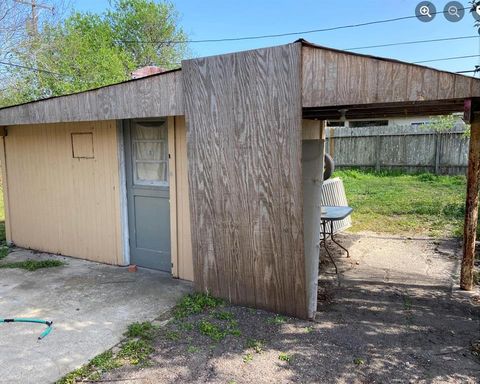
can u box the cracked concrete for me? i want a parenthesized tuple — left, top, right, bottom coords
(0, 249, 192, 384)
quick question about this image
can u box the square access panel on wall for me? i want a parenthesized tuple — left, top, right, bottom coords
(71, 132, 94, 159)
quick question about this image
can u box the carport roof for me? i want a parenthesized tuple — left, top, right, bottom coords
(0, 39, 479, 126)
(0, 68, 184, 125)
(300, 39, 480, 119)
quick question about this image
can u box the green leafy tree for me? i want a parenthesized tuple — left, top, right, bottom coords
(0, 0, 187, 107)
(426, 115, 470, 137)
(11, 12, 133, 100)
(107, 0, 186, 68)
(0, 0, 69, 97)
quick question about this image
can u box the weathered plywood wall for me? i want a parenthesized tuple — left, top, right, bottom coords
(4, 121, 124, 264)
(183, 43, 307, 318)
(302, 45, 480, 108)
(0, 70, 184, 126)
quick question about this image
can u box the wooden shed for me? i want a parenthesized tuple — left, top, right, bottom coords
(1, 40, 479, 319)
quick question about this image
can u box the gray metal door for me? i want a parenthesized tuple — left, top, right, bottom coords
(124, 120, 171, 271)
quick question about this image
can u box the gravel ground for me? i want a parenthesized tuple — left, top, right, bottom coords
(101, 233, 480, 384)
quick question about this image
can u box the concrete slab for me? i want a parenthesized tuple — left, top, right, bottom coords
(0, 249, 192, 384)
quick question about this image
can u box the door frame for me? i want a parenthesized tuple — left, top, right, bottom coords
(167, 116, 179, 277)
(116, 116, 178, 274)
(117, 120, 130, 266)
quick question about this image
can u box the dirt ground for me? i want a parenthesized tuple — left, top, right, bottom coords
(101, 232, 480, 384)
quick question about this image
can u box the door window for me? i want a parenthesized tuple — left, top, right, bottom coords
(132, 121, 168, 186)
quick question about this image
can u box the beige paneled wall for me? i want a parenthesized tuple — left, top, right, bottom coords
(174, 116, 193, 281)
(4, 121, 123, 264)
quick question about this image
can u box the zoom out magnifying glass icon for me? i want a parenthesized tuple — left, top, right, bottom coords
(444, 1, 465, 22)
(448, 5, 460, 17)
(420, 5, 432, 17)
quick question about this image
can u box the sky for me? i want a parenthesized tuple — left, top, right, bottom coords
(72, 0, 480, 75)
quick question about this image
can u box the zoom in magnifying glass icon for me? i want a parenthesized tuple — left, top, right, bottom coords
(420, 5, 432, 17)
(415, 2, 436, 22)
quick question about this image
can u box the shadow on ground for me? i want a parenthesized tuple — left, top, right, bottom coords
(101, 233, 480, 384)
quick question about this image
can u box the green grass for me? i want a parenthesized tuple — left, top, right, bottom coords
(354, 358, 366, 366)
(57, 351, 121, 384)
(197, 318, 241, 341)
(278, 352, 292, 363)
(178, 321, 194, 331)
(118, 339, 154, 365)
(174, 292, 224, 319)
(267, 314, 287, 325)
(0, 245, 9, 260)
(171, 294, 242, 342)
(198, 320, 227, 341)
(121, 321, 157, 364)
(304, 326, 314, 334)
(187, 345, 199, 353)
(246, 338, 264, 353)
(58, 321, 158, 383)
(89, 351, 121, 371)
(335, 169, 468, 237)
(0, 259, 64, 271)
(165, 330, 181, 341)
(57, 366, 91, 384)
(61, 293, 232, 382)
(243, 352, 254, 363)
(125, 321, 157, 340)
(213, 310, 235, 321)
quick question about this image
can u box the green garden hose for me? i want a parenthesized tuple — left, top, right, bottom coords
(1, 318, 53, 340)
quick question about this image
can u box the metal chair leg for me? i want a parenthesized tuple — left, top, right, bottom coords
(329, 220, 350, 258)
(320, 220, 338, 274)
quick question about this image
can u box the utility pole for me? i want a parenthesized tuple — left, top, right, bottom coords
(14, 0, 54, 36)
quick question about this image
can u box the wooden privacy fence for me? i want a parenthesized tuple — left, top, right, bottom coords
(326, 125, 469, 175)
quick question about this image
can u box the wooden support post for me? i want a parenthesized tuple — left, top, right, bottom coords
(329, 127, 335, 158)
(167, 116, 178, 278)
(302, 119, 325, 319)
(461, 99, 480, 290)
